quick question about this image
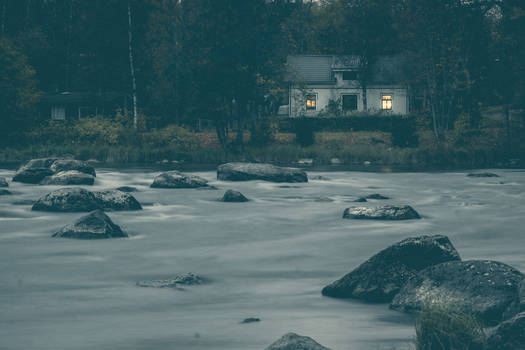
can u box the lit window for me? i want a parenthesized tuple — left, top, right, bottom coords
(381, 95, 392, 110)
(306, 95, 316, 110)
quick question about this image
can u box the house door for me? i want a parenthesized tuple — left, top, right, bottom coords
(342, 94, 358, 112)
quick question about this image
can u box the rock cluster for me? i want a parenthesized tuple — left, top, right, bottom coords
(13, 158, 96, 185)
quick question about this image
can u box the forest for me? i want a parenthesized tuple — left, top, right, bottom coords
(0, 0, 524, 166)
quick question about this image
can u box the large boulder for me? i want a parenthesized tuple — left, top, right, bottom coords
(53, 210, 127, 239)
(93, 190, 142, 211)
(32, 187, 100, 212)
(40, 170, 95, 185)
(343, 205, 420, 220)
(50, 159, 96, 177)
(265, 333, 332, 350)
(12, 158, 57, 183)
(0, 177, 8, 187)
(322, 235, 461, 302)
(390, 260, 524, 326)
(217, 162, 308, 183)
(519, 279, 525, 312)
(488, 312, 525, 350)
(150, 171, 209, 188)
(221, 189, 249, 202)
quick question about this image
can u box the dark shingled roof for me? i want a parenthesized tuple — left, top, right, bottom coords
(286, 55, 407, 85)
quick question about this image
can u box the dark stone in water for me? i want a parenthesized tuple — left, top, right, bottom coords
(40, 170, 95, 185)
(265, 333, 332, 350)
(50, 159, 96, 177)
(93, 190, 142, 211)
(53, 210, 127, 239)
(32, 187, 100, 212)
(150, 171, 209, 188)
(467, 172, 499, 178)
(390, 260, 524, 326)
(322, 235, 461, 302)
(136, 273, 204, 289)
(488, 312, 525, 350)
(354, 197, 367, 202)
(12, 158, 57, 184)
(221, 190, 249, 202)
(0, 177, 8, 187)
(343, 205, 420, 220)
(519, 279, 525, 312)
(0, 189, 12, 195)
(115, 186, 138, 192)
(240, 317, 260, 324)
(217, 162, 308, 183)
(365, 193, 389, 200)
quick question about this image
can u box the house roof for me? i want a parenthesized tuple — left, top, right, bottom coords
(40, 91, 128, 105)
(286, 54, 408, 85)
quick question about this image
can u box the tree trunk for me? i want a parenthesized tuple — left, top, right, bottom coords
(505, 104, 511, 156)
(127, 0, 138, 131)
(65, 0, 73, 91)
(0, 0, 6, 37)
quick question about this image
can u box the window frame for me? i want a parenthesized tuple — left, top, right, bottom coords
(51, 106, 66, 120)
(305, 94, 317, 110)
(381, 94, 393, 111)
(341, 94, 358, 111)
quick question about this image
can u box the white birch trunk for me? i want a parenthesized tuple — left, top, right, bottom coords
(127, 0, 138, 131)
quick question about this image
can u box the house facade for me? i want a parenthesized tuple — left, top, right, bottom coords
(286, 55, 409, 117)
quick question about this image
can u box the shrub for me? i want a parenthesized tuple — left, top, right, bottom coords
(391, 117, 419, 148)
(250, 118, 276, 146)
(415, 304, 487, 350)
(293, 118, 315, 147)
(141, 125, 201, 151)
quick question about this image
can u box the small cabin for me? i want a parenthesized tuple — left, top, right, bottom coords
(285, 55, 410, 117)
(40, 91, 130, 120)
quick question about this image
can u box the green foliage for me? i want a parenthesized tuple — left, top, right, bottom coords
(250, 118, 276, 146)
(141, 125, 201, 152)
(415, 304, 487, 350)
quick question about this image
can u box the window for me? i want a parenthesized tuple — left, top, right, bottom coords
(343, 71, 357, 81)
(306, 95, 316, 110)
(381, 95, 393, 110)
(342, 94, 358, 111)
(51, 106, 66, 120)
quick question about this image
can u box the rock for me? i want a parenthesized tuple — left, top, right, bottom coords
(265, 333, 332, 350)
(217, 162, 308, 183)
(50, 159, 96, 177)
(40, 170, 95, 185)
(365, 193, 389, 200)
(488, 312, 525, 350)
(322, 235, 461, 302)
(115, 186, 137, 192)
(136, 273, 204, 289)
(0, 189, 12, 195)
(0, 177, 8, 187)
(93, 190, 142, 211)
(390, 260, 524, 326)
(467, 172, 499, 178)
(240, 317, 260, 324)
(53, 210, 127, 239)
(221, 190, 249, 202)
(519, 279, 525, 312)
(343, 205, 420, 220)
(354, 197, 367, 202)
(150, 171, 209, 188)
(32, 187, 100, 212)
(12, 158, 57, 183)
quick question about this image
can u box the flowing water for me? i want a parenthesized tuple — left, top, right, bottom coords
(1, 168, 524, 350)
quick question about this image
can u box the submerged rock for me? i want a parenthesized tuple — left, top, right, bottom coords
(50, 159, 96, 177)
(390, 260, 524, 326)
(115, 186, 137, 193)
(32, 187, 99, 212)
(221, 190, 249, 202)
(93, 190, 142, 211)
(467, 172, 499, 178)
(12, 158, 57, 183)
(53, 210, 127, 239)
(240, 317, 260, 324)
(150, 171, 209, 188)
(136, 273, 204, 289)
(265, 333, 332, 350)
(40, 170, 95, 185)
(365, 193, 389, 200)
(519, 280, 525, 312)
(0, 189, 12, 195)
(488, 312, 525, 350)
(217, 162, 308, 183)
(0, 177, 8, 187)
(354, 197, 367, 202)
(343, 205, 420, 220)
(322, 235, 461, 302)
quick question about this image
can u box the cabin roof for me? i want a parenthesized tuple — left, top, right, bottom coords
(40, 91, 127, 105)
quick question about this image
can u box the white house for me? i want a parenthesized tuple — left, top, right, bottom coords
(285, 55, 410, 117)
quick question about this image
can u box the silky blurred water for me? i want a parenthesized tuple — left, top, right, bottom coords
(0, 168, 524, 350)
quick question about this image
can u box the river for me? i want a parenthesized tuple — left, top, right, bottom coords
(1, 168, 524, 350)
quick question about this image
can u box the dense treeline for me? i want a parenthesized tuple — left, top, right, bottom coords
(0, 0, 524, 149)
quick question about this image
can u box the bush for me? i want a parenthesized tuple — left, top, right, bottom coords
(141, 125, 201, 151)
(293, 118, 315, 147)
(250, 118, 275, 146)
(415, 304, 487, 350)
(391, 117, 419, 148)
